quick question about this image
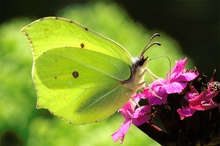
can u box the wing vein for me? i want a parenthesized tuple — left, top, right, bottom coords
(80, 85, 121, 114)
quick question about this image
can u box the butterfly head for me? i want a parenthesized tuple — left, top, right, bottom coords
(122, 33, 161, 89)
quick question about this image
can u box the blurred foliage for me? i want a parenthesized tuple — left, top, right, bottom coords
(0, 2, 193, 146)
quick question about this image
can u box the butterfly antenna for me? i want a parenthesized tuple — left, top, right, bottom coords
(140, 33, 161, 58)
(149, 55, 172, 78)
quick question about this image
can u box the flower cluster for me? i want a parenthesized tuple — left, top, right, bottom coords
(112, 58, 219, 144)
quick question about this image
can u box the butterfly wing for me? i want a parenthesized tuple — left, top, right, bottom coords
(21, 17, 132, 65)
(34, 47, 131, 124)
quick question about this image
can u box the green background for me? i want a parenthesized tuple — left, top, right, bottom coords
(0, 1, 219, 146)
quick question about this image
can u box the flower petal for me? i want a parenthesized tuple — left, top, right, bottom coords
(177, 107, 196, 120)
(165, 81, 186, 94)
(119, 102, 133, 119)
(111, 119, 131, 143)
(177, 71, 199, 82)
(132, 105, 151, 126)
(169, 58, 187, 81)
(144, 87, 167, 105)
(189, 91, 219, 111)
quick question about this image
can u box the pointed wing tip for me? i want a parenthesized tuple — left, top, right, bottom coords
(20, 16, 62, 33)
(20, 26, 28, 34)
(20, 28, 25, 33)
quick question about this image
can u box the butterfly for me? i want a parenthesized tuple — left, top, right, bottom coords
(21, 17, 160, 124)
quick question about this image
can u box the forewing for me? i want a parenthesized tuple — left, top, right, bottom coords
(21, 17, 132, 65)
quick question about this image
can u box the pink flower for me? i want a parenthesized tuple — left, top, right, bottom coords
(165, 58, 198, 93)
(143, 79, 167, 105)
(177, 86, 219, 120)
(111, 94, 151, 143)
(143, 58, 199, 105)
